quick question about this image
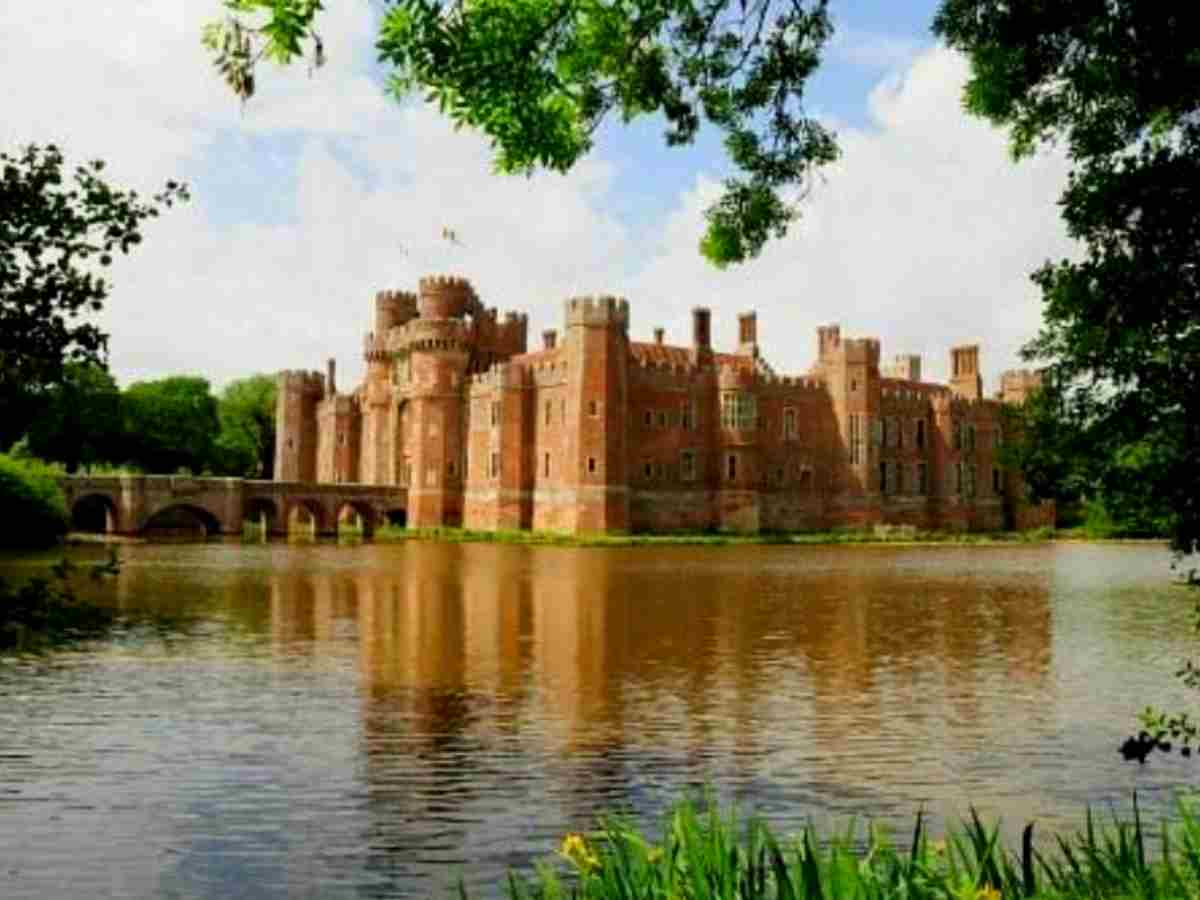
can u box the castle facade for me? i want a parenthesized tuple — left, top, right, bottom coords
(275, 275, 1050, 533)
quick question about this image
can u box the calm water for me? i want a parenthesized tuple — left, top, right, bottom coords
(0, 540, 1196, 897)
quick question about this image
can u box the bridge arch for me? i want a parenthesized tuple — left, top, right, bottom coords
(244, 497, 281, 535)
(285, 498, 329, 536)
(141, 503, 222, 538)
(70, 493, 119, 533)
(336, 500, 378, 538)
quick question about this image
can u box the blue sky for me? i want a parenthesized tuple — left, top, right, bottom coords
(2, 0, 1071, 390)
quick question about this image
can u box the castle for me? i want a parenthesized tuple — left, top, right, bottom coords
(274, 275, 1051, 533)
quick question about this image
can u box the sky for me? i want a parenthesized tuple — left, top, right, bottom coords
(2, 0, 1076, 392)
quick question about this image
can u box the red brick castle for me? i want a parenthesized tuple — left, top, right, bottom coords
(275, 275, 1051, 533)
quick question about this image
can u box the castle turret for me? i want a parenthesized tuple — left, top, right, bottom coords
(950, 344, 982, 401)
(999, 369, 1041, 405)
(563, 295, 630, 532)
(275, 370, 325, 482)
(418, 275, 476, 320)
(737, 311, 758, 357)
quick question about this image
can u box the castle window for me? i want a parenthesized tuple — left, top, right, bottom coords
(895, 463, 904, 494)
(897, 419, 905, 449)
(588, 400, 598, 417)
(916, 462, 927, 495)
(338, 433, 346, 446)
(726, 454, 737, 481)
(644, 410, 653, 427)
(774, 467, 784, 486)
(880, 461, 889, 495)
(287, 439, 294, 450)
(881, 418, 889, 448)
(545, 401, 551, 427)
(849, 414, 864, 465)
(644, 461, 653, 480)
(561, 399, 566, 422)
(966, 424, 976, 453)
(915, 419, 926, 450)
(871, 418, 883, 448)
(587, 457, 597, 475)
(966, 464, 977, 498)
(993, 467, 1002, 494)
(954, 422, 963, 451)
(448, 460, 456, 477)
(783, 407, 797, 440)
(655, 462, 665, 480)
(681, 401, 694, 431)
(490, 452, 499, 479)
(657, 411, 668, 429)
(799, 469, 813, 491)
(544, 452, 551, 478)
(955, 461, 963, 495)
(850, 379, 858, 392)
(490, 402, 500, 427)
(680, 450, 696, 481)
(720, 392, 756, 430)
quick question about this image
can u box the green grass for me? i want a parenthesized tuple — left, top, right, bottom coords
(375, 524, 1068, 549)
(482, 793, 1200, 899)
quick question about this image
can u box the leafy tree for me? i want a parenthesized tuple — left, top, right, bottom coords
(933, 3, 1199, 558)
(0, 144, 188, 446)
(0, 453, 68, 549)
(213, 374, 277, 478)
(932, 1, 1200, 762)
(22, 363, 123, 473)
(121, 376, 221, 475)
(202, 0, 838, 267)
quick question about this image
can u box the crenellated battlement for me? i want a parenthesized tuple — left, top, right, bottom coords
(278, 370, 326, 395)
(388, 317, 473, 352)
(839, 337, 881, 367)
(418, 274, 478, 320)
(564, 295, 630, 329)
(758, 373, 825, 393)
(374, 290, 418, 335)
(467, 361, 530, 393)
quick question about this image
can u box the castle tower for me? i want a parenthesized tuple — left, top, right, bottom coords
(950, 344, 982, 400)
(737, 311, 758, 358)
(824, 332, 882, 506)
(999, 369, 1041, 405)
(405, 276, 475, 527)
(275, 370, 325, 482)
(563, 295, 630, 532)
(715, 361, 761, 531)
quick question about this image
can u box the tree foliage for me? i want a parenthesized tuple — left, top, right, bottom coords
(22, 363, 124, 474)
(0, 144, 188, 437)
(933, 2, 1200, 559)
(121, 376, 222, 475)
(213, 374, 277, 478)
(0, 453, 69, 550)
(202, 0, 838, 267)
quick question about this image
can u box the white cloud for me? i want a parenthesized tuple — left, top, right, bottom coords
(3, 2, 1073, 394)
(828, 26, 927, 71)
(627, 47, 1076, 388)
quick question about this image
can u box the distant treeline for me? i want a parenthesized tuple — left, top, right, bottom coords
(4, 365, 276, 479)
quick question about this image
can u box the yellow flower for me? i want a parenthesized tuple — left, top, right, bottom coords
(647, 845, 664, 864)
(976, 886, 1001, 900)
(930, 839, 947, 856)
(559, 833, 600, 873)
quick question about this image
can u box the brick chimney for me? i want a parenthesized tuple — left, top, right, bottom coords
(692, 307, 711, 351)
(542, 329, 557, 350)
(653, 327, 664, 345)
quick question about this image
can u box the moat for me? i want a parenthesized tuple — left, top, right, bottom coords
(0, 541, 1194, 897)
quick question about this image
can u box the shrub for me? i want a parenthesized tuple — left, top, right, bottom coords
(0, 453, 69, 548)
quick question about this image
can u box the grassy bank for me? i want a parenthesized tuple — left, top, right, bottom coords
(485, 794, 1199, 899)
(377, 524, 1064, 549)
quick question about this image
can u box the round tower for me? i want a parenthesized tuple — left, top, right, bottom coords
(418, 275, 476, 320)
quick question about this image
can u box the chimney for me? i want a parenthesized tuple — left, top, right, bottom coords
(738, 311, 757, 356)
(326, 358, 337, 396)
(692, 307, 711, 351)
(653, 327, 664, 345)
(542, 329, 557, 350)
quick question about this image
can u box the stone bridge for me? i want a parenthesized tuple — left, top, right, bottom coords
(59, 476, 408, 537)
